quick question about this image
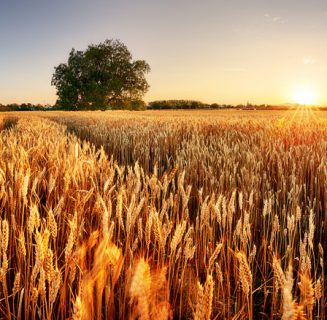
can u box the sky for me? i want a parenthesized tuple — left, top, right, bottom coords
(1, 0, 327, 105)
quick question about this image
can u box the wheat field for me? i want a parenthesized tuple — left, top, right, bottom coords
(0, 109, 326, 319)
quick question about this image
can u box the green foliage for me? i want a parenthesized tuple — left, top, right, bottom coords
(110, 99, 146, 111)
(148, 100, 208, 110)
(51, 39, 150, 110)
(0, 103, 49, 112)
(129, 99, 146, 110)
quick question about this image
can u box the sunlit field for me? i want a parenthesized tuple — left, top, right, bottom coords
(0, 109, 326, 319)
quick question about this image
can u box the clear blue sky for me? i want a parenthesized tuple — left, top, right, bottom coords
(1, 0, 327, 105)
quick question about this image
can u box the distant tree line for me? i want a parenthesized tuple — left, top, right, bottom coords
(1, 101, 325, 112)
(0, 103, 52, 112)
(0, 100, 147, 111)
(148, 100, 234, 110)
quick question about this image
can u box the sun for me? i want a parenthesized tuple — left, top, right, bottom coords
(292, 86, 317, 105)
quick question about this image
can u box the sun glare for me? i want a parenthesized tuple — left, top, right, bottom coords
(293, 86, 316, 105)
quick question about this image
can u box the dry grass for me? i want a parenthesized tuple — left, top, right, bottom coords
(0, 108, 325, 319)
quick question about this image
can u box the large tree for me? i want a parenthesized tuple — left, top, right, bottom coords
(51, 39, 150, 110)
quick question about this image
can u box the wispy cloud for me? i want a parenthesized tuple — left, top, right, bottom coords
(302, 57, 316, 65)
(264, 13, 287, 24)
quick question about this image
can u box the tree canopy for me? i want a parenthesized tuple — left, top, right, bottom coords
(51, 39, 150, 110)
